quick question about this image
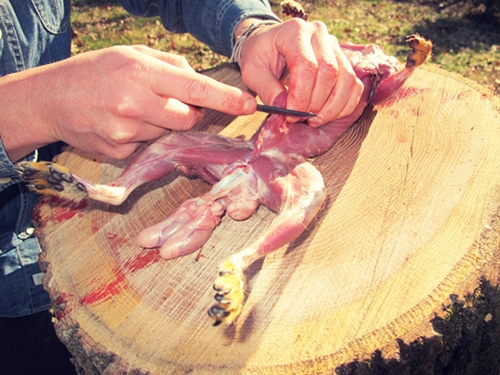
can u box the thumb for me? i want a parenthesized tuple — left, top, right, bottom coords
(241, 64, 287, 106)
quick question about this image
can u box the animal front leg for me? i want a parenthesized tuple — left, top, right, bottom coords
(370, 34, 432, 105)
(208, 162, 326, 325)
(15, 131, 250, 205)
(15, 158, 176, 206)
(137, 167, 262, 259)
(16, 161, 90, 201)
(137, 195, 226, 259)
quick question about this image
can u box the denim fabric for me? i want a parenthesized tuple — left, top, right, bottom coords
(0, 0, 71, 76)
(0, 0, 71, 317)
(119, 0, 280, 57)
(0, 0, 278, 317)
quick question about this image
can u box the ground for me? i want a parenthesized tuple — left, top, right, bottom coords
(71, 0, 499, 94)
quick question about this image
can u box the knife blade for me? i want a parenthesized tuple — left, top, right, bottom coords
(256, 104, 316, 117)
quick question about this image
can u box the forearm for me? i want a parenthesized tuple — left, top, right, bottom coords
(0, 69, 56, 163)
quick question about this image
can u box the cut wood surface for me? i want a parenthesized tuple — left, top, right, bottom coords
(35, 63, 500, 374)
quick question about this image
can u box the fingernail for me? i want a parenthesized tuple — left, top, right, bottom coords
(307, 117, 323, 128)
(242, 98, 257, 115)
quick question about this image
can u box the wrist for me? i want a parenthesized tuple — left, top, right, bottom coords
(233, 18, 268, 41)
(0, 70, 55, 162)
(231, 18, 281, 64)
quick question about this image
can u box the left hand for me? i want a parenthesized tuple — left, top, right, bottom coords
(237, 18, 364, 127)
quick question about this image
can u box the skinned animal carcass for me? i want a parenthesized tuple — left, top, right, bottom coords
(17, 34, 432, 325)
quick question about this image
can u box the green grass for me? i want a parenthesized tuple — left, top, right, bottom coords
(71, 0, 499, 94)
(71, 1, 227, 70)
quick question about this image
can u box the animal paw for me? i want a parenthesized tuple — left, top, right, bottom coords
(208, 260, 246, 326)
(405, 34, 432, 68)
(16, 161, 87, 199)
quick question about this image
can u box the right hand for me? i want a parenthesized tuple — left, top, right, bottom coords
(237, 18, 364, 127)
(1, 45, 256, 161)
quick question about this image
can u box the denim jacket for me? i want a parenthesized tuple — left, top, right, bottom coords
(0, 0, 278, 317)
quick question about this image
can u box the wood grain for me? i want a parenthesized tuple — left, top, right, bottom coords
(35, 64, 500, 374)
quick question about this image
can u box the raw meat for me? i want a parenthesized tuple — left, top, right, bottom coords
(17, 34, 432, 325)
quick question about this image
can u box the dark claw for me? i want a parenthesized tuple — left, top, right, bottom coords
(214, 293, 228, 302)
(208, 305, 230, 317)
(212, 283, 230, 294)
(76, 182, 87, 193)
(48, 166, 74, 184)
(22, 170, 37, 178)
(17, 167, 37, 180)
(61, 174, 74, 183)
(52, 183, 65, 192)
(208, 305, 230, 326)
(219, 269, 235, 277)
(47, 173, 62, 184)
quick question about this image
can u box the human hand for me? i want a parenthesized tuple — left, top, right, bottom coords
(1, 45, 256, 161)
(237, 18, 364, 127)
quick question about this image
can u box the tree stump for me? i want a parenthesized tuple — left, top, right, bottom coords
(34, 63, 500, 374)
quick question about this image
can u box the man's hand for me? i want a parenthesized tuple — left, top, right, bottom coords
(237, 18, 364, 127)
(0, 45, 257, 161)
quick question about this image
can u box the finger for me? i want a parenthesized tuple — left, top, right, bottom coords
(139, 96, 205, 131)
(147, 63, 256, 116)
(94, 118, 165, 145)
(107, 88, 204, 132)
(100, 98, 204, 145)
(70, 133, 142, 160)
(238, 24, 288, 106)
(306, 23, 339, 114)
(336, 77, 364, 119)
(275, 20, 318, 119)
(240, 57, 287, 106)
(308, 39, 363, 126)
(307, 74, 363, 127)
(99, 141, 141, 160)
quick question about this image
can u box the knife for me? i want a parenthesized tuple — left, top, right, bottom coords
(256, 104, 316, 117)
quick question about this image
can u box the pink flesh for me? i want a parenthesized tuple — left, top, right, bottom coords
(79, 42, 418, 265)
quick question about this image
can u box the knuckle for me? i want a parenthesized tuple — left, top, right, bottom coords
(185, 77, 210, 104)
(109, 145, 137, 160)
(296, 58, 318, 77)
(311, 20, 328, 33)
(115, 96, 141, 118)
(129, 44, 149, 53)
(173, 54, 189, 67)
(348, 73, 363, 90)
(318, 59, 338, 78)
(109, 128, 137, 144)
(286, 17, 307, 29)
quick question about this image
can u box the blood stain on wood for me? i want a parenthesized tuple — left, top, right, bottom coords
(377, 87, 427, 107)
(49, 198, 87, 224)
(79, 251, 161, 306)
(80, 269, 126, 305)
(122, 250, 162, 273)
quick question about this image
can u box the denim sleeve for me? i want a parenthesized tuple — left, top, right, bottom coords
(0, 138, 63, 193)
(0, 139, 35, 192)
(119, 0, 281, 57)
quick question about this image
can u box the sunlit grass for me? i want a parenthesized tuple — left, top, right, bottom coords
(71, 0, 499, 93)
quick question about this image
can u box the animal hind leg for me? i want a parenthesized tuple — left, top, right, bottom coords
(208, 162, 326, 326)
